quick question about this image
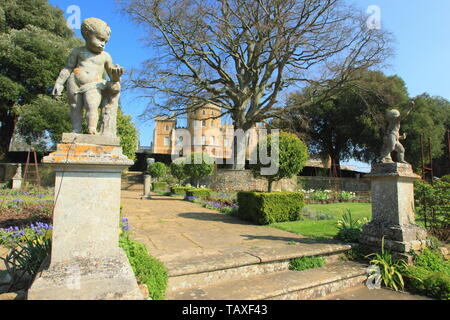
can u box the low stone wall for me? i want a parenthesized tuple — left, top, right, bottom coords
(299, 176, 371, 192)
(200, 170, 298, 192)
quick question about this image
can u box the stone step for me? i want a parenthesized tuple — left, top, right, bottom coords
(167, 261, 367, 300)
(164, 242, 353, 292)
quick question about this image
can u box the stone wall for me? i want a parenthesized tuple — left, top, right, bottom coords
(299, 176, 371, 192)
(200, 170, 298, 192)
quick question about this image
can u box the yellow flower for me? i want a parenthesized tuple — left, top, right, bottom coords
(44, 230, 53, 240)
(118, 229, 123, 235)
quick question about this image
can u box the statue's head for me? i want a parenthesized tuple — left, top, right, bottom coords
(386, 109, 400, 119)
(81, 18, 111, 54)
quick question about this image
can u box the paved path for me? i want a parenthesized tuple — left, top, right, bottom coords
(121, 190, 316, 263)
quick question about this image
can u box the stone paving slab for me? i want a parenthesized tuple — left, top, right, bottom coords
(121, 190, 322, 263)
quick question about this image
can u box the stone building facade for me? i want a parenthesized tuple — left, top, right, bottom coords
(151, 104, 263, 159)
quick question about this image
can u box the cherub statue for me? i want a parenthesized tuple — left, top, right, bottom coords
(380, 101, 414, 164)
(52, 17, 123, 137)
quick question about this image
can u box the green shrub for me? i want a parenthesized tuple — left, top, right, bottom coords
(119, 236, 168, 300)
(148, 162, 168, 181)
(289, 256, 325, 271)
(152, 182, 168, 192)
(402, 248, 450, 300)
(185, 188, 212, 199)
(414, 179, 449, 241)
(170, 158, 187, 184)
(171, 186, 190, 196)
(183, 153, 215, 187)
(413, 248, 450, 274)
(251, 132, 308, 192)
(335, 210, 368, 243)
(237, 192, 304, 225)
(403, 266, 450, 300)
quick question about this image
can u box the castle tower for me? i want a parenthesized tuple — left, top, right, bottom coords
(152, 115, 176, 154)
(187, 103, 225, 158)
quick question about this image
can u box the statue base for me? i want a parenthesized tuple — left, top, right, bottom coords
(360, 163, 428, 254)
(28, 134, 142, 300)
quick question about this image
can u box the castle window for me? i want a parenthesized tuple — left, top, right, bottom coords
(202, 136, 206, 145)
(177, 136, 183, 146)
(202, 110, 206, 116)
(210, 120, 214, 127)
(164, 136, 170, 146)
(165, 125, 169, 131)
(224, 138, 230, 146)
(210, 136, 215, 145)
(202, 120, 206, 127)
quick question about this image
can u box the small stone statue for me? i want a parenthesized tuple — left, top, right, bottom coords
(380, 101, 414, 164)
(13, 163, 22, 179)
(52, 17, 123, 137)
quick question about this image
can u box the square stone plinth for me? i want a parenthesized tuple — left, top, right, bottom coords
(360, 163, 427, 253)
(28, 251, 142, 300)
(28, 139, 142, 300)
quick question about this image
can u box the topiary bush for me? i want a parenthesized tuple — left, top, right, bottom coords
(237, 191, 304, 225)
(119, 236, 168, 300)
(152, 182, 168, 192)
(185, 188, 212, 199)
(148, 162, 168, 182)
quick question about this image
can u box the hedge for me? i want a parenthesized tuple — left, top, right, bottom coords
(152, 182, 168, 191)
(237, 191, 304, 225)
(185, 188, 212, 199)
(171, 186, 190, 196)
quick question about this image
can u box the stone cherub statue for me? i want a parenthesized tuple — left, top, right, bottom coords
(379, 101, 415, 164)
(52, 17, 123, 137)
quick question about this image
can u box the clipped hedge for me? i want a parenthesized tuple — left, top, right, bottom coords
(171, 186, 190, 196)
(237, 191, 304, 225)
(185, 188, 212, 199)
(152, 182, 168, 192)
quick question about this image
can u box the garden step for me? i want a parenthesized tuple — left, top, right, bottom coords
(164, 242, 354, 292)
(167, 261, 367, 300)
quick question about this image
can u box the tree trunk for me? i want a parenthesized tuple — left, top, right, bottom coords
(0, 109, 17, 161)
(232, 128, 247, 170)
(268, 180, 273, 193)
(329, 154, 341, 178)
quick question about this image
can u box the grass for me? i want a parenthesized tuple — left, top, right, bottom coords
(289, 256, 326, 271)
(269, 202, 372, 239)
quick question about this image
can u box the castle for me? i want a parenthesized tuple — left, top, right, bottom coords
(151, 104, 263, 159)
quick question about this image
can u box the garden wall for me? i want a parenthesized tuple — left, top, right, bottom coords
(299, 176, 371, 192)
(199, 169, 298, 192)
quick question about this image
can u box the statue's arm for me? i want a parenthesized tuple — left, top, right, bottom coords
(401, 100, 415, 120)
(52, 48, 79, 96)
(104, 52, 123, 83)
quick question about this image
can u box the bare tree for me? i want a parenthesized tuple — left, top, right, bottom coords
(119, 0, 392, 169)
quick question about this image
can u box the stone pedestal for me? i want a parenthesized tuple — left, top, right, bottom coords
(360, 163, 428, 253)
(28, 133, 143, 300)
(141, 174, 152, 199)
(11, 164, 22, 190)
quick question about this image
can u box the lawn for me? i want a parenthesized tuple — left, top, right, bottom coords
(269, 202, 372, 239)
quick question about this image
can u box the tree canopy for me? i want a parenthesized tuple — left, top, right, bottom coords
(0, 0, 81, 159)
(117, 109, 139, 161)
(279, 70, 450, 174)
(120, 0, 391, 168)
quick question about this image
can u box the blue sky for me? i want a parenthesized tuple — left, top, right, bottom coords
(49, 0, 450, 172)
